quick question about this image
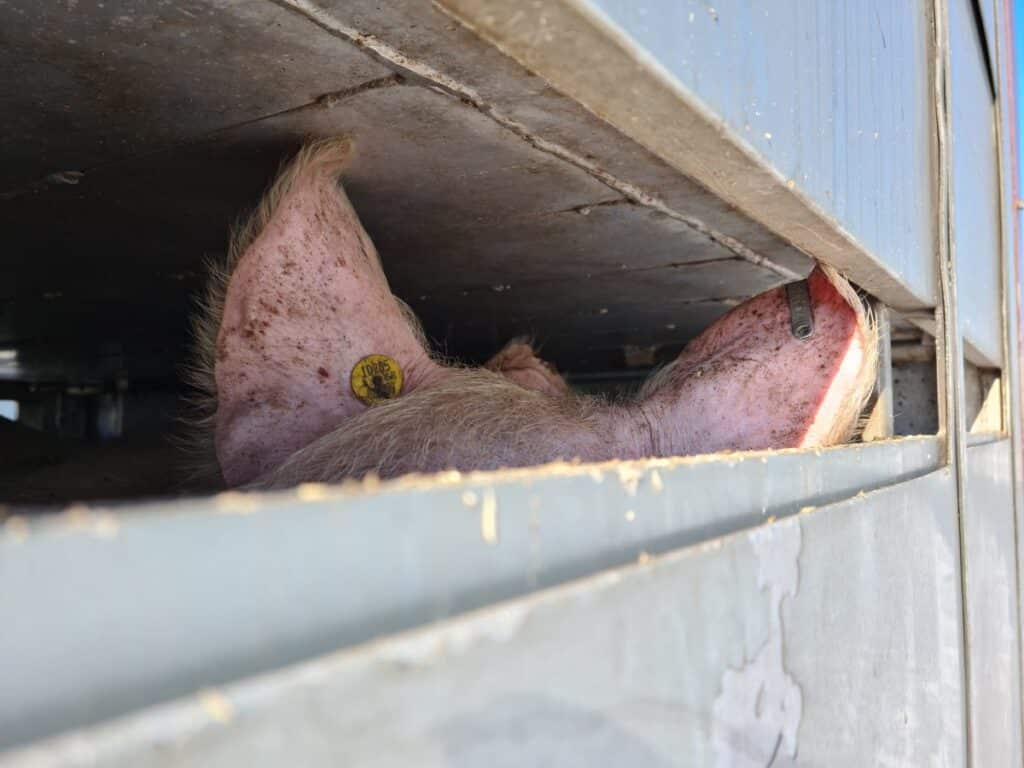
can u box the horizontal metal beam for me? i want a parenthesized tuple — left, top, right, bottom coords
(439, 0, 938, 314)
(0, 438, 940, 749)
(2, 466, 964, 766)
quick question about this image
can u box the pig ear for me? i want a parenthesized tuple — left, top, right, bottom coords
(180, 138, 355, 487)
(485, 338, 569, 397)
(813, 264, 878, 445)
(394, 296, 433, 357)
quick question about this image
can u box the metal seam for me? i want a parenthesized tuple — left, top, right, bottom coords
(268, 0, 802, 281)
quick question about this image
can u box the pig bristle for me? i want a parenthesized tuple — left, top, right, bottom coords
(247, 368, 618, 490)
(816, 263, 878, 446)
(179, 137, 356, 486)
(179, 136, 877, 489)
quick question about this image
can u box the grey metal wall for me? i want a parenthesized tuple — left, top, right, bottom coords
(583, 0, 1007, 369)
(7, 445, 1021, 767)
(0, 439, 941, 750)
(585, 0, 938, 310)
(1, 467, 969, 767)
(949, 0, 1003, 365)
(963, 440, 1023, 765)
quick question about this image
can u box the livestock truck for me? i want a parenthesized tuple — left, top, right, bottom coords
(0, 0, 1020, 765)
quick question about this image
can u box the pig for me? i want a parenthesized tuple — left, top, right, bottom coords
(188, 138, 876, 489)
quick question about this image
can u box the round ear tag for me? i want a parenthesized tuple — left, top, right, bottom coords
(350, 354, 404, 405)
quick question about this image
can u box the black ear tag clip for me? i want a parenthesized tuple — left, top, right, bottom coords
(785, 280, 814, 340)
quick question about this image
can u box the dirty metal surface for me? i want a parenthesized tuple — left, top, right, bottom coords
(0, 438, 941, 749)
(990, 0, 1024, 738)
(0, 1, 390, 189)
(893, 361, 941, 436)
(440, 0, 939, 316)
(580, 0, 938, 305)
(962, 440, 1023, 766)
(0, 0, 815, 384)
(949, 0, 1004, 366)
(1, 467, 965, 766)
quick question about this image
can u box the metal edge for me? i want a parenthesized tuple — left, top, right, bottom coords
(434, 0, 935, 313)
(992, 0, 1024, 751)
(931, 0, 973, 762)
(0, 436, 944, 749)
(0, 468, 963, 767)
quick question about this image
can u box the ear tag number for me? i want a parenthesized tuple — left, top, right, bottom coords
(350, 354, 404, 405)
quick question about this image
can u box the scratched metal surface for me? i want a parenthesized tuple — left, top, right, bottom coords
(583, 0, 938, 311)
(1, 468, 966, 767)
(0, 0, 814, 383)
(0, 438, 942, 751)
(949, 0, 1004, 366)
(962, 440, 1023, 766)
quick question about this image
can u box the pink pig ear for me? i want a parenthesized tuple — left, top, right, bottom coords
(485, 339, 569, 397)
(189, 138, 441, 487)
(637, 261, 876, 456)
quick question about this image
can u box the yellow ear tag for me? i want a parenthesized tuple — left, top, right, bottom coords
(350, 354, 404, 406)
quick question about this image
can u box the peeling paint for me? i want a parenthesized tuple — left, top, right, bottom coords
(91, 514, 119, 540)
(615, 465, 643, 496)
(296, 482, 330, 502)
(480, 488, 498, 544)
(2, 515, 29, 544)
(213, 491, 261, 515)
(197, 688, 235, 725)
(59, 504, 90, 524)
(649, 469, 664, 493)
(712, 517, 802, 767)
(201, 436, 936, 512)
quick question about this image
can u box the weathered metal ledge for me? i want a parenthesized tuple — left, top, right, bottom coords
(0, 437, 939, 749)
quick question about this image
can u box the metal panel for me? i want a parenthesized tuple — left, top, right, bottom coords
(989, 0, 1024, 735)
(0, 0, 819, 384)
(1, 469, 966, 766)
(963, 440, 1023, 765)
(0, 1, 393, 190)
(0, 439, 941, 749)
(893, 361, 941, 435)
(949, 0, 1004, 365)
(579, 0, 936, 306)
(439, 0, 940, 316)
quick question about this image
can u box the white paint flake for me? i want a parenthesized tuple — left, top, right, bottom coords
(712, 517, 803, 767)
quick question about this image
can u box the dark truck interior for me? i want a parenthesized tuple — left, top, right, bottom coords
(0, 2, 941, 506)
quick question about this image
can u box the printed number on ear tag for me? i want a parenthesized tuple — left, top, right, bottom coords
(350, 354, 404, 405)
